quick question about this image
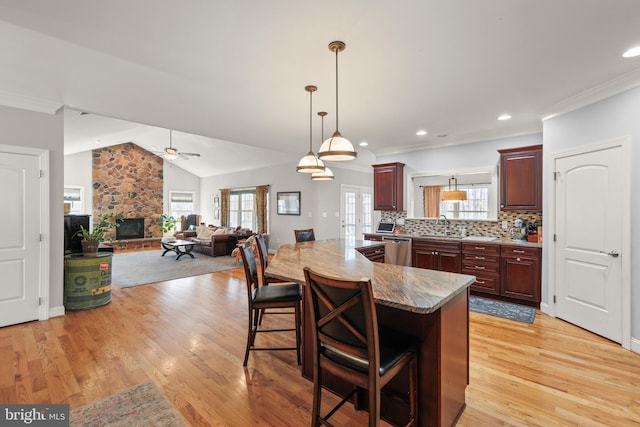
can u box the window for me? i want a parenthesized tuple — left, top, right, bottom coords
(440, 186, 489, 220)
(64, 186, 84, 214)
(230, 190, 256, 230)
(409, 168, 497, 220)
(169, 191, 195, 230)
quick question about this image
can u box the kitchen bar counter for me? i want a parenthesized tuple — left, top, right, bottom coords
(267, 239, 474, 314)
(266, 239, 475, 427)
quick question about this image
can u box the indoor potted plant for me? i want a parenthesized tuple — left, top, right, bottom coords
(160, 213, 179, 241)
(75, 212, 123, 256)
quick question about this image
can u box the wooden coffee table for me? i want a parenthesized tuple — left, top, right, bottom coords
(160, 239, 196, 260)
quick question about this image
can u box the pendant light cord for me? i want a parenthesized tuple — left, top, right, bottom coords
(309, 89, 313, 151)
(335, 47, 339, 133)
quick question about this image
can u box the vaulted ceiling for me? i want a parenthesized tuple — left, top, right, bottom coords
(2, 1, 640, 177)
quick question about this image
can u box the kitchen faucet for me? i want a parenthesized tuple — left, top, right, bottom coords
(436, 214, 450, 235)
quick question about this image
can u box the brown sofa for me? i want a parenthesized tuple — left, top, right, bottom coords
(182, 230, 239, 257)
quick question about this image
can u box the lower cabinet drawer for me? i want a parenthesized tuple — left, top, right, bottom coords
(463, 271, 500, 295)
(462, 261, 499, 275)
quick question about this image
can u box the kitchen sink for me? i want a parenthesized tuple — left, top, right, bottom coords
(419, 234, 463, 240)
(462, 236, 499, 242)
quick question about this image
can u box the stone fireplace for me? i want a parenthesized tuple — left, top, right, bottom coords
(92, 143, 164, 239)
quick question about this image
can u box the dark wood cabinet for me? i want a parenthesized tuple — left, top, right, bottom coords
(412, 238, 461, 273)
(363, 233, 383, 241)
(500, 245, 541, 303)
(498, 144, 542, 211)
(462, 242, 500, 295)
(373, 162, 404, 211)
(356, 244, 385, 263)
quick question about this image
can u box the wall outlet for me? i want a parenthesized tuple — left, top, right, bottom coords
(308, 212, 313, 217)
(322, 212, 327, 218)
(501, 221, 508, 229)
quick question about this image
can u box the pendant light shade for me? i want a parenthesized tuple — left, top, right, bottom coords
(312, 111, 335, 181)
(297, 85, 325, 173)
(440, 176, 467, 201)
(317, 41, 357, 162)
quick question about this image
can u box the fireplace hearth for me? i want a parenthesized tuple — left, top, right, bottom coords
(116, 218, 145, 240)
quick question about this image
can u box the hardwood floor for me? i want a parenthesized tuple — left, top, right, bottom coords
(1, 266, 639, 426)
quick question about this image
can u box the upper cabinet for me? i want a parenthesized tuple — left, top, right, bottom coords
(498, 145, 542, 211)
(373, 162, 404, 211)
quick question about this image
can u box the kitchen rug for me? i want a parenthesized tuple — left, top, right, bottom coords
(469, 296, 536, 324)
(70, 381, 187, 427)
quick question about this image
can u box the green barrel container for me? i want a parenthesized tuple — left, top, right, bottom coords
(64, 253, 112, 310)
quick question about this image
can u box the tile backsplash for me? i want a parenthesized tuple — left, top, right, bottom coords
(380, 211, 542, 239)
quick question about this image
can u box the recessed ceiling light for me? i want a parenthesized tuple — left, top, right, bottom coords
(416, 130, 427, 136)
(497, 114, 512, 121)
(623, 46, 640, 58)
(359, 141, 368, 147)
(95, 139, 101, 144)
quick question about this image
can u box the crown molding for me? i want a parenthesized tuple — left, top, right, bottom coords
(542, 67, 640, 121)
(0, 90, 62, 115)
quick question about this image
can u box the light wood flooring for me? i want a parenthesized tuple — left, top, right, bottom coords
(1, 264, 639, 426)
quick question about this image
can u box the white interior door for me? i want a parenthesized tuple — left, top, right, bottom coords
(340, 185, 374, 239)
(0, 151, 41, 327)
(554, 142, 627, 343)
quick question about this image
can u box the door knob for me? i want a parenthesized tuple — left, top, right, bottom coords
(600, 250, 619, 258)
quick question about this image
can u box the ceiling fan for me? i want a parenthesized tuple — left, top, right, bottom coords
(156, 130, 201, 160)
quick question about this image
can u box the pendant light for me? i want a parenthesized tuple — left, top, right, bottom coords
(297, 85, 326, 173)
(312, 112, 334, 181)
(440, 176, 467, 201)
(317, 41, 357, 162)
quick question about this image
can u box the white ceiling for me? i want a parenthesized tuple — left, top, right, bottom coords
(2, 1, 640, 177)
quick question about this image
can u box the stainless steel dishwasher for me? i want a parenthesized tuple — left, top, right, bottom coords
(381, 235, 412, 266)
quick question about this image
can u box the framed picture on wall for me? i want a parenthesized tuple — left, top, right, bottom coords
(277, 191, 300, 215)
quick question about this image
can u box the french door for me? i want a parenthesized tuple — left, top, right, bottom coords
(340, 185, 374, 240)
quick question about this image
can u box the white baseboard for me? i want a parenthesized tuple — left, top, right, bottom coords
(631, 337, 640, 355)
(49, 305, 65, 318)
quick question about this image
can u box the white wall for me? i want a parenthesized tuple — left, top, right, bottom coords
(543, 86, 640, 344)
(200, 161, 373, 249)
(0, 105, 64, 310)
(163, 160, 201, 215)
(377, 134, 543, 192)
(64, 150, 93, 214)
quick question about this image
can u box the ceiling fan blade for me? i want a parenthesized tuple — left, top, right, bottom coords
(180, 152, 200, 157)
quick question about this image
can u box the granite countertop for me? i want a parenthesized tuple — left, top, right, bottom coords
(369, 232, 543, 248)
(265, 239, 475, 314)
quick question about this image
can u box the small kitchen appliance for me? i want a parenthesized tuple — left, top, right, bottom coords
(376, 220, 396, 234)
(510, 218, 528, 241)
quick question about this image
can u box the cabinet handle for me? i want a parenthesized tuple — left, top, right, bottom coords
(517, 257, 521, 261)
(476, 280, 486, 284)
(474, 256, 485, 260)
(474, 246, 485, 250)
(512, 249, 525, 254)
(474, 266, 485, 270)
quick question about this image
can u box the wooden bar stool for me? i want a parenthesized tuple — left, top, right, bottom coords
(239, 243, 301, 366)
(303, 267, 418, 426)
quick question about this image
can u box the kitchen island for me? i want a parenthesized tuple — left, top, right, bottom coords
(266, 239, 475, 427)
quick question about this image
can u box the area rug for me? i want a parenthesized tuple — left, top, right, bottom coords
(111, 250, 240, 288)
(469, 296, 536, 324)
(70, 381, 187, 427)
